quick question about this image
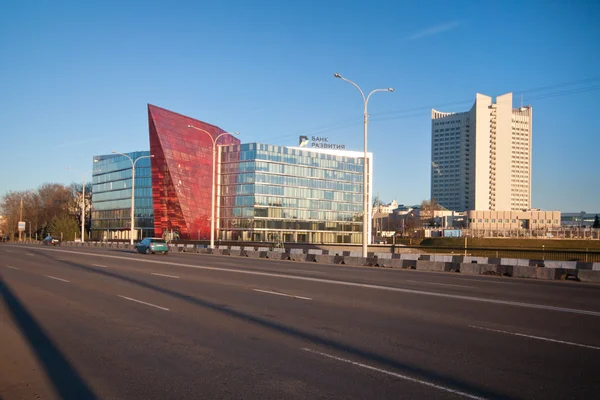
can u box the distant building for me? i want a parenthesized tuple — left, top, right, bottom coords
(561, 212, 600, 227)
(466, 210, 560, 230)
(431, 93, 532, 211)
(90, 105, 375, 244)
(148, 104, 240, 240)
(374, 199, 398, 215)
(219, 142, 372, 244)
(91, 151, 154, 241)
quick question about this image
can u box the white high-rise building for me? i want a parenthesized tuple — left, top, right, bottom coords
(431, 93, 532, 212)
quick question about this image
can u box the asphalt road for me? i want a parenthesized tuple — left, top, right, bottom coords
(1, 244, 599, 400)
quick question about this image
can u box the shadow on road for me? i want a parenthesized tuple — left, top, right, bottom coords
(40, 253, 510, 400)
(0, 277, 99, 400)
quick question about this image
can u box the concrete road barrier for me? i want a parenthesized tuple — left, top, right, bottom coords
(314, 254, 336, 264)
(415, 260, 455, 272)
(512, 265, 566, 280)
(266, 251, 284, 260)
(288, 253, 307, 262)
(577, 270, 600, 283)
(341, 256, 366, 266)
(377, 258, 402, 268)
(460, 263, 513, 276)
(245, 250, 262, 258)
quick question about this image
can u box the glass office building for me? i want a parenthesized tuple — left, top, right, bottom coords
(90, 151, 154, 241)
(148, 104, 240, 240)
(218, 143, 372, 244)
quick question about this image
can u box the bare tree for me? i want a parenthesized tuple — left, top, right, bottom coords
(1, 183, 79, 241)
(0, 191, 22, 241)
(420, 198, 441, 227)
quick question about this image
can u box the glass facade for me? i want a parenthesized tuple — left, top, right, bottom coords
(218, 143, 370, 244)
(148, 104, 240, 240)
(91, 151, 154, 240)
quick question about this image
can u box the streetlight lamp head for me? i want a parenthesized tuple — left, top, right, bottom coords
(229, 132, 240, 135)
(334, 73, 342, 78)
(187, 124, 194, 128)
(111, 151, 116, 154)
(93, 158, 99, 163)
(388, 88, 395, 92)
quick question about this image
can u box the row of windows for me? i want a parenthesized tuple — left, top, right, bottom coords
(220, 172, 362, 192)
(92, 152, 151, 174)
(433, 120, 463, 126)
(219, 230, 363, 244)
(221, 183, 363, 200)
(220, 193, 362, 208)
(470, 218, 558, 224)
(221, 161, 364, 182)
(90, 217, 154, 229)
(221, 206, 360, 221)
(220, 218, 362, 231)
(93, 176, 152, 193)
(221, 196, 362, 211)
(223, 199, 362, 216)
(92, 167, 151, 185)
(91, 207, 154, 220)
(92, 187, 152, 202)
(92, 198, 154, 211)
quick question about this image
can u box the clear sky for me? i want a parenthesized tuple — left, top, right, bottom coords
(1, 0, 599, 212)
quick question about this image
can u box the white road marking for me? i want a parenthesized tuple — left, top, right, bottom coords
(469, 325, 600, 351)
(45, 275, 70, 283)
(5, 250, 12, 252)
(6, 266, 20, 270)
(151, 273, 180, 279)
(13, 245, 600, 318)
(407, 280, 473, 289)
(91, 264, 107, 268)
(253, 288, 312, 300)
(26, 253, 34, 256)
(117, 295, 170, 311)
(301, 348, 486, 400)
(287, 269, 325, 274)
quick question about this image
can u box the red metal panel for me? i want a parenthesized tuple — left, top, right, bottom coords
(148, 104, 240, 240)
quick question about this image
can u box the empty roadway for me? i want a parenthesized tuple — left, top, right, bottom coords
(1, 244, 599, 399)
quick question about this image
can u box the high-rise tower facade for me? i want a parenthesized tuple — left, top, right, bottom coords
(431, 93, 532, 211)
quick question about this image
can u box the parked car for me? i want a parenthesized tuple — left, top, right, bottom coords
(43, 235, 61, 246)
(135, 238, 169, 255)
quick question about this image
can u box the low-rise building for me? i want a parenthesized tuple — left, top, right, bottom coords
(466, 210, 561, 230)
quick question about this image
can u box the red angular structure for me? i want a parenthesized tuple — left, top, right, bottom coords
(148, 104, 240, 240)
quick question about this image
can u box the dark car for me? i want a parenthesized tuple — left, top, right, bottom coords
(135, 238, 169, 255)
(43, 235, 61, 246)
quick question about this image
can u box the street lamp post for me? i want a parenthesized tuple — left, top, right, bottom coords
(111, 152, 154, 245)
(65, 168, 89, 242)
(334, 73, 394, 257)
(187, 125, 239, 249)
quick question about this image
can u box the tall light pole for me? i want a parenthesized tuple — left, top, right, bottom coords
(66, 167, 101, 242)
(111, 152, 154, 245)
(187, 125, 239, 249)
(334, 72, 394, 257)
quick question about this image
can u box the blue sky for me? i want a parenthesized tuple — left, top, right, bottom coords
(1, 0, 599, 212)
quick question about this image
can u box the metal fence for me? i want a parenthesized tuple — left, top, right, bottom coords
(461, 227, 600, 240)
(421, 246, 600, 262)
